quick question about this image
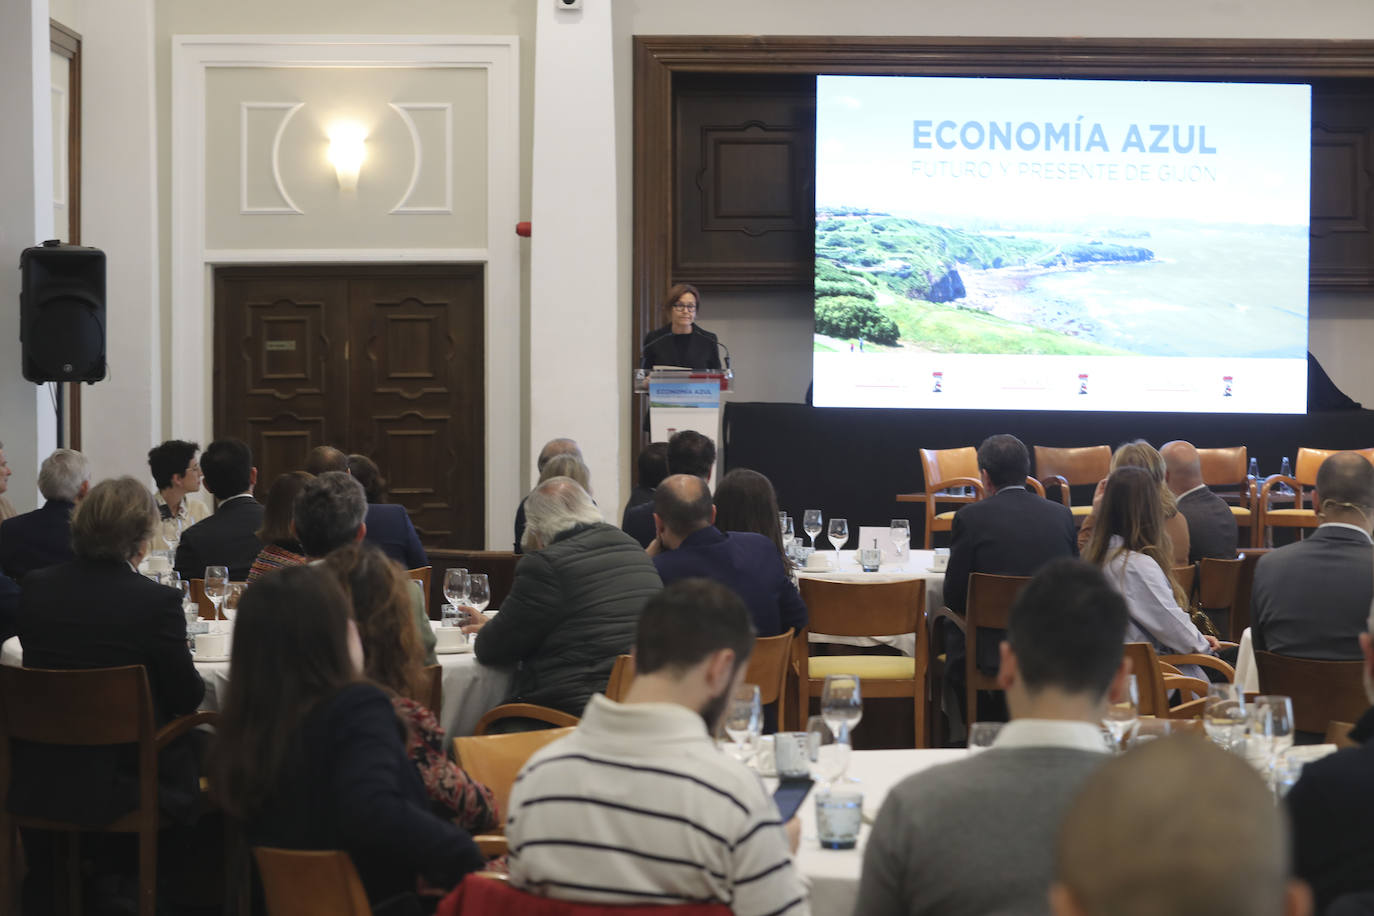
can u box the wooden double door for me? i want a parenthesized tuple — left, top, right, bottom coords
(214, 265, 484, 549)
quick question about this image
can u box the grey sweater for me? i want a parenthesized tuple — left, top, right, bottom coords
(854, 746, 1106, 916)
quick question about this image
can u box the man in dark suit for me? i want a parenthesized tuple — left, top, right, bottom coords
(0, 448, 90, 582)
(1253, 451, 1374, 660)
(622, 441, 669, 525)
(650, 474, 806, 639)
(174, 438, 264, 581)
(624, 431, 715, 548)
(1161, 440, 1239, 562)
(514, 438, 582, 553)
(943, 434, 1078, 709)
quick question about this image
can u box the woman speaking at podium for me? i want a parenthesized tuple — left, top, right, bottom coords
(641, 283, 723, 371)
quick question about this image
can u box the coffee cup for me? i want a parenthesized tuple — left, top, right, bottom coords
(195, 632, 229, 659)
(435, 627, 467, 651)
(774, 731, 812, 778)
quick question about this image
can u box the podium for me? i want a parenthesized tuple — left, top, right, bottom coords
(634, 368, 733, 444)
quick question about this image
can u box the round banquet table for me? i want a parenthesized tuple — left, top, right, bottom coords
(795, 548, 946, 657)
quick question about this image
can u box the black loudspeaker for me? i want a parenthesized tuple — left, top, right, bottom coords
(20, 240, 106, 383)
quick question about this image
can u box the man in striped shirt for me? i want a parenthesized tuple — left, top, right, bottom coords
(506, 579, 809, 916)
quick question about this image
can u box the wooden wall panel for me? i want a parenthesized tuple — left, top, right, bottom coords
(1310, 79, 1374, 287)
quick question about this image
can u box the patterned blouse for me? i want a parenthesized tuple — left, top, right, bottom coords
(391, 696, 499, 833)
(247, 544, 308, 584)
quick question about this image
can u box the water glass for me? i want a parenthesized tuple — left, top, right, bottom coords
(803, 509, 823, 548)
(806, 715, 848, 786)
(815, 788, 864, 849)
(1203, 683, 1247, 752)
(443, 567, 469, 625)
(220, 583, 244, 624)
(724, 683, 762, 762)
(827, 518, 849, 565)
(821, 674, 862, 777)
(780, 514, 794, 550)
(1103, 674, 1139, 752)
(204, 566, 229, 625)
(1248, 695, 1295, 782)
(889, 518, 910, 564)
(967, 721, 1003, 753)
(467, 574, 491, 617)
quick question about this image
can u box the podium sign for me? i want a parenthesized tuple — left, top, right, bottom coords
(648, 376, 721, 442)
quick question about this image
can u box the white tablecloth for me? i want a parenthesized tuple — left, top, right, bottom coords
(789, 748, 966, 915)
(0, 631, 514, 740)
(797, 548, 945, 658)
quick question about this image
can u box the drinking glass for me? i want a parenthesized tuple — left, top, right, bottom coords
(806, 715, 848, 787)
(1249, 695, 1295, 782)
(442, 568, 469, 627)
(160, 517, 182, 551)
(180, 579, 199, 648)
(1103, 674, 1139, 752)
(889, 518, 910, 564)
(780, 514, 794, 550)
(1203, 683, 1247, 752)
(967, 721, 1003, 753)
(723, 683, 762, 762)
(203, 566, 229, 626)
(220, 583, 244, 624)
(802, 509, 823, 549)
(827, 518, 849, 566)
(466, 574, 491, 620)
(820, 673, 863, 775)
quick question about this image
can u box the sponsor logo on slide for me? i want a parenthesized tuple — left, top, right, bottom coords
(1078, 373, 1089, 396)
(932, 371, 943, 393)
(1223, 375, 1234, 397)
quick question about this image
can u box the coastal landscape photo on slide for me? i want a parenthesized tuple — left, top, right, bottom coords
(812, 75, 1312, 413)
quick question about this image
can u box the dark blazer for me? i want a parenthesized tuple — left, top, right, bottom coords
(174, 494, 265, 581)
(621, 486, 655, 520)
(1176, 485, 1239, 562)
(622, 500, 656, 548)
(1287, 705, 1374, 912)
(247, 683, 485, 905)
(0, 500, 76, 582)
(1252, 525, 1372, 659)
(0, 571, 19, 643)
(476, 523, 662, 716)
(944, 487, 1078, 671)
(11, 558, 205, 825)
(363, 503, 428, 569)
(641, 324, 723, 371)
(654, 526, 807, 638)
(513, 496, 528, 554)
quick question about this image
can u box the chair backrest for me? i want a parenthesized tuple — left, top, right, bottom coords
(1253, 651, 1369, 734)
(452, 726, 577, 825)
(798, 578, 925, 639)
(474, 703, 579, 736)
(605, 654, 635, 702)
(404, 664, 443, 715)
(1032, 445, 1111, 486)
(1024, 476, 1047, 498)
(1197, 446, 1247, 487)
(408, 565, 433, 618)
(1195, 557, 1244, 639)
(746, 629, 794, 708)
(1122, 642, 1171, 718)
(440, 872, 734, 916)
(1172, 565, 1196, 602)
(1231, 550, 1269, 637)
(189, 578, 215, 619)
(963, 574, 1031, 692)
(1325, 720, 1359, 750)
(920, 446, 979, 492)
(253, 848, 372, 916)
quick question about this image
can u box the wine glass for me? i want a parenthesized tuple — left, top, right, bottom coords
(780, 514, 794, 550)
(442, 568, 469, 628)
(889, 518, 911, 565)
(179, 579, 199, 648)
(820, 673, 862, 781)
(1249, 695, 1295, 785)
(827, 518, 849, 566)
(160, 517, 183, 552)
(203, 566, 228, 629)
(803, 509, 823, 549)
(220, 583, 244, 624)
(723, 683, 762, 762)
(1103, 674, 1139, 752)
(806, 715, 847, 788)
(466, 574, 491, 624)
(1203, 683, 1246, 752)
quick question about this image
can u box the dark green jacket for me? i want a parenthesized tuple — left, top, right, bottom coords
(475, 522, 661, 715)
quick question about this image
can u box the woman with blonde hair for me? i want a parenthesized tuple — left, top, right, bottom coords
(1078, 439, 1190, 566)
(538, 453, 591, 495)
(1083, 466, 1217, 678)
(323, 543, 498, 833)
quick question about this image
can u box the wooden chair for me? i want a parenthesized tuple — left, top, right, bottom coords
(1194, 557, 1244, 639)
(189, 578, 215, 620)
(1254, 651, 1369, 735)
(427, 551, 520, 620)
(0, 665, 218, 916)
(605, 654, 636, 702)
(440, 871, 733, 915)
(253, 848, 371, 916)
(928, 574, 1031, 732)
(797, 578, 928, 747)
(1033, 445, 1111, 521)
(452, 726, 577, 857)
(1254, 447, 1374, 548)
(408, 565, 433, 619)
(1172, 564, 1197, 602)
(1123, 643, 1215, 718)
(1325, 720, 1358, 749)
(905, 446, 985, 549)
(473, 703, 579, 736)
(1196, 446, 1253, 541)
(405, 664, 443, 716)
(1231, 549, 1271, 638)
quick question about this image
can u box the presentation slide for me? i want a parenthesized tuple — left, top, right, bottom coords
(812, 76, 1312, 413)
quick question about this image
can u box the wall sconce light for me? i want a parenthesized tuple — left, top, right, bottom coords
(327, 124, 367, 191)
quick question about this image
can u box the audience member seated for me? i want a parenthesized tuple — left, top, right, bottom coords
(0, 570, 17, 642)
(944, 434, 1077, 706)
(296, 471, 435, 665)
(174, 438, 264, 581)
(14, 477, 205, 910)
(147, 438, 210, 550)
(1287, 607, 1374, 912)
(303, 444, 349, 475)
(1084, 466, 1218, 678)
(506, 579, 808, 916)
(211, 565, 485, 909)
(623, 430, 714, 548)
(0, 448, 89, 582)
(1077, 440, 1190, 566)
(1253, 450, 1374, 660)
(652, 473, 806, 639)
(0, 438, 14, 521)
(856, 559, 1125, 916)
(1052, 737, 1312, 916)
(539, 452, 591, 493)
(621, 441, 668, 524)
(248, 471, 313, 583)
(514, 437, 582, 554)
(1160, 439, 1240, 561)
(346, 453, 429, 569)
(464, 477, 661, 722)
(324, 543, 498, 833)
(713, 466, 792, 566)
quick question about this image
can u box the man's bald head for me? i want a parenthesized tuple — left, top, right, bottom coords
(1315, 451, 1374, 520)
(537, 438, 582, 473)
(1052, 737, 1309, 916)
(304, 445, 349, 476)
(653, 474, 714, 539)
(1160, 440, 1203, 496)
